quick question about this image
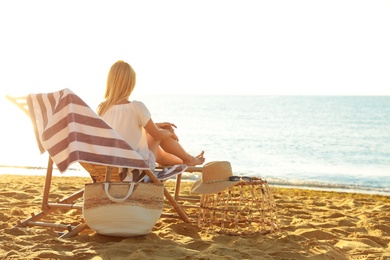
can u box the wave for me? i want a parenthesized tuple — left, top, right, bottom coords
(265, 177, 390, 196)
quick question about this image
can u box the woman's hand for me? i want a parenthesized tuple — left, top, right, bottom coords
(156, 122, 179, 142)
(146, 120, 180, 142)
(156, 122, 177, 132)
(170, 131, 179, 142)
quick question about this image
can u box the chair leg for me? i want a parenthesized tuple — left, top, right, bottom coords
(15, 189, 85, 237)
(60, 222, 89, 239)
(163, 187, 189, 222)
(42, 157, 54, 209)
(145, 170, 190, 223)
(174, 173, 182, 201)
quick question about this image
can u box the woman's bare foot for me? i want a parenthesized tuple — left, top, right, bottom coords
(184, 151, 205, 166)
(196, 151, 205, 159)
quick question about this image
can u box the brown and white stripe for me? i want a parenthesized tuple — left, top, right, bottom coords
(26, 88, 149, 173)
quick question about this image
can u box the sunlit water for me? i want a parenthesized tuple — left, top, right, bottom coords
(1, 95, 389, 195)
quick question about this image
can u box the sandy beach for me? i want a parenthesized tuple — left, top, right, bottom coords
(1, 174, 389, 259)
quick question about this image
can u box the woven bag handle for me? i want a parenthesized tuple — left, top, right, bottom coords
(104, 182, 136, 202)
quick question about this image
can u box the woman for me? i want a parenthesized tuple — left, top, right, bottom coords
(97, 60, 205, 174)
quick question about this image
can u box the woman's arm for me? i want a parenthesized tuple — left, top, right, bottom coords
(156, 122, 177, 132)
(144, 119, 178, 141)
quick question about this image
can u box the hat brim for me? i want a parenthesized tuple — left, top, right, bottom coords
(191, 179, 239, 194)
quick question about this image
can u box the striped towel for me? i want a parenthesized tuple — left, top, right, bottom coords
(27, 88, 150, 173)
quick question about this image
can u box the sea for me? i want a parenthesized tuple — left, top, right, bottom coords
(1, 95, 389, 196)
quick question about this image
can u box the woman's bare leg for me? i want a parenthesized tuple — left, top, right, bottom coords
(147, 134, 205, 166)
(156, 147, 183, 166)
(146, 134, 161, 158)
(148, 133, 179, 165)
(159, 137, 205, 166)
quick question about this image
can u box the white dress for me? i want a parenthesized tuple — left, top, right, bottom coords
(100, 101, 151, 161)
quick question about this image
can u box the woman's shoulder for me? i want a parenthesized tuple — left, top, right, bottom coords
(130, 100, 151, 115)
(130, 100, 148, 108)
(130, 100, 144, 105)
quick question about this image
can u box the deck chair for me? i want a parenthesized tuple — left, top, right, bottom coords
(5, 89, 198, 238)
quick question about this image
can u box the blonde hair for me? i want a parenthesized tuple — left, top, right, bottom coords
(97, 60, 136, 116)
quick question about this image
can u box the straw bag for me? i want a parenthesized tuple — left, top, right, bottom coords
(83, 181, 164, 237)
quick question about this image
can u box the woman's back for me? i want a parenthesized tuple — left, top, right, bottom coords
(101, 101, 151, 160)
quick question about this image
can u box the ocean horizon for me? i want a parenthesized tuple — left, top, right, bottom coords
(1, 94, 389, 196)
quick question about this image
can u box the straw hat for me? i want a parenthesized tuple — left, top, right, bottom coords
(191, 161, 238, 194)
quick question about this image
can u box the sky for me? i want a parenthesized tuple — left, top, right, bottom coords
(1, 0, 390, 100)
